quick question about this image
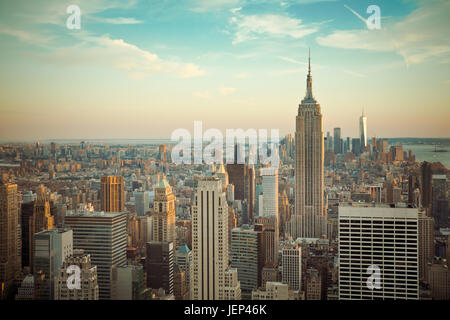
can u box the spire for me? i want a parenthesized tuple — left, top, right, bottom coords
(303, 48, 315, 102)
(308, 47, 311, 76)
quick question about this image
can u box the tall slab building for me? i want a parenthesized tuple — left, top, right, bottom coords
(0, 174, 21, 297)
(191, 177, 241, 300)
(294, 51, 326, 238)
(100, 176, 125, 212)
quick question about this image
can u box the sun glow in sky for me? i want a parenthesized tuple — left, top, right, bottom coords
(0, 0, 449, 141)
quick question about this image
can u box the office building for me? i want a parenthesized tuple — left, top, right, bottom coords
(338, 204, 419, 300)
(254, 217, 279, 266)
(55, 249, 99, 300)
(295, 52, 326, 238)
(100, 176, 125, 212)
(0, 174, 21, 298)
(152, 179, 176, 246)
(111, 264, 145, 300)
(191, 177, 241, 300)
(65, 211, 127, 300)
(418, 212, 435, 281)
(175, 244, 192, 298)
(252, 281, 290, 300)
(230, 225, 264, 299)
(359, 110, 367, 151)
(146, 241, 174, 295)
(281, 243, 302, 291)
(333, 128, 342, 154)
(261, 168, 278, 218)
(33, 228, 73, 299)
(134, 190, 150, 216)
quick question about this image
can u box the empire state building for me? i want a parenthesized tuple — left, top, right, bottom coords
(292, 51, 326, 238)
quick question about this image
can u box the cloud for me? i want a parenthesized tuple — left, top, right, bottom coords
(317, 1, 450, 66)
(278, 56, 306, 65)
(193, 91, 212, 99)
(276, 55, 365, 77)
(0, 26, 53, 46)
(35, 33, 205, 79)
(88, 17, 144, 25)
(219, 87, 236, 95)
(191, 0, 242, 12)
(230, 13, 319, 44)
(10, 0, 139, 25)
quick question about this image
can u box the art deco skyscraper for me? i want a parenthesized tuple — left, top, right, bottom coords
(294, 51, 326, 238)
(0, 174, 21, 295)
(191, 177, 241, 300)
(359, 110, 367, 151)
(152, 178, 176, 246)
(100, 176, 125, 212)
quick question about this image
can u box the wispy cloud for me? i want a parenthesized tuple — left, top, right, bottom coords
(0, 25, 53, 46)
(278, 56, 306, 65)
(317, 1, 450, 67)
(35, 33, 205, 79)
(230, 13, 319, 44)
(191, 0, 242, 13)
(88, 16, 144, 25)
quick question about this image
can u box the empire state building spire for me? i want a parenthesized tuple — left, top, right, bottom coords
(302, 48, 315, 103)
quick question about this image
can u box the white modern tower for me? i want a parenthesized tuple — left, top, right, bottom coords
(191, 177, 241, 300)
(359, 110, 367, 150)
(261, 168, 278, 218)
(338, 204, 419, 300)
(281, 243, 302, 291)
(294, 50, 326, 238)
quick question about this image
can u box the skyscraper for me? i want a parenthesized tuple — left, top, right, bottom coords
(227, 162, 254, 223)
(33, 228, 73, 300)
(100, 176, 125, 212)
(152, 178, 176, 246)
(175, 244, 192, 299)
(29, 185, 55, 273)
(134, 190, 150, 216)
(55, 249, 99, 300)
(146, 241, 174, 295)
(294, 51, 326, 238)
(261, 168, 278, 218)
(254, 217, 279, 266)
(65, 211, 127, 300)
(338, 204, 419, 300)
(333, 128, 341, 154)
(0, 174, 21, 297)
(281, 243, 302, 291)
(359, 110, 367, 151)
(191, 177, 241, 300)
(230, 225, 263, 299)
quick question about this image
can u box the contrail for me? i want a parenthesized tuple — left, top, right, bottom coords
(344, 4, 367, 25)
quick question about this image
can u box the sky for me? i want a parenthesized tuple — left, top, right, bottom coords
(0, 0, 449, 141)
